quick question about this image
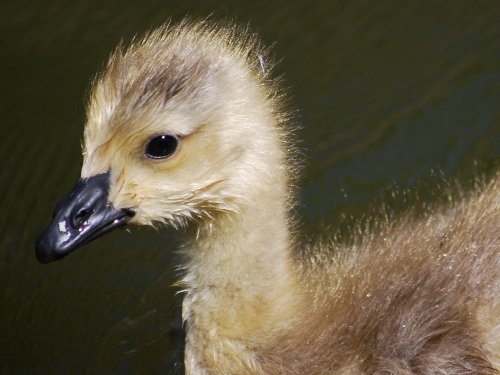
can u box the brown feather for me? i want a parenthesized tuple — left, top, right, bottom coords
(79, 20, 499, 374)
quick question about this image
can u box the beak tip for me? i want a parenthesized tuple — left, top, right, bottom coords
(35, 250, 56, 264)
(35, 231, 64, 264)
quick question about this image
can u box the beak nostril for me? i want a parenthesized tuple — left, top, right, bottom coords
(72, 208, 93, 229)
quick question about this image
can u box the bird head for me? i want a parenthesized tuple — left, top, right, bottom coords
(35, 22, 287, 263)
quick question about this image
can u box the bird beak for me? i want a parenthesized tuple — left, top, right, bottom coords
(35, 171, 135, 263)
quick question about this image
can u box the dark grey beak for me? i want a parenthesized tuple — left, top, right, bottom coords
(35, 172, 135, 263)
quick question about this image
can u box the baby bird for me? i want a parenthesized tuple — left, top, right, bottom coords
(36, 21, 499, 374)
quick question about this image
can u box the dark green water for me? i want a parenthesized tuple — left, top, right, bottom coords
(1, 1, 499, 373)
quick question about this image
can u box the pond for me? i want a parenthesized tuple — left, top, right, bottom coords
(0, 1, 499, 373)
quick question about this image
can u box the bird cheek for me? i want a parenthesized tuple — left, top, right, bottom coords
(106, 164, 143, 208)
(108, 185, 139, 213)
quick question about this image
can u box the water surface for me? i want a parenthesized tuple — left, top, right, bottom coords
(0, 1, 499, 373)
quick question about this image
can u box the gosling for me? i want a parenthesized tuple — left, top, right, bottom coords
(36, 21, 500, 374)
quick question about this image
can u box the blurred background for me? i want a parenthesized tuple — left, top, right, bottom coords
(1, 1, 499, 373)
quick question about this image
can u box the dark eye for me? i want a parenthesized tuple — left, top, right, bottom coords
(145, 134, 179, 159)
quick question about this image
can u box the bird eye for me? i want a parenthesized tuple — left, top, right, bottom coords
(145, 134, 179, 159)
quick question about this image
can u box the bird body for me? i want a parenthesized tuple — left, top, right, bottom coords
(36, 21, 499, 374)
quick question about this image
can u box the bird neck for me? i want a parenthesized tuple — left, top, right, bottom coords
(179, 181, 301, 372)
